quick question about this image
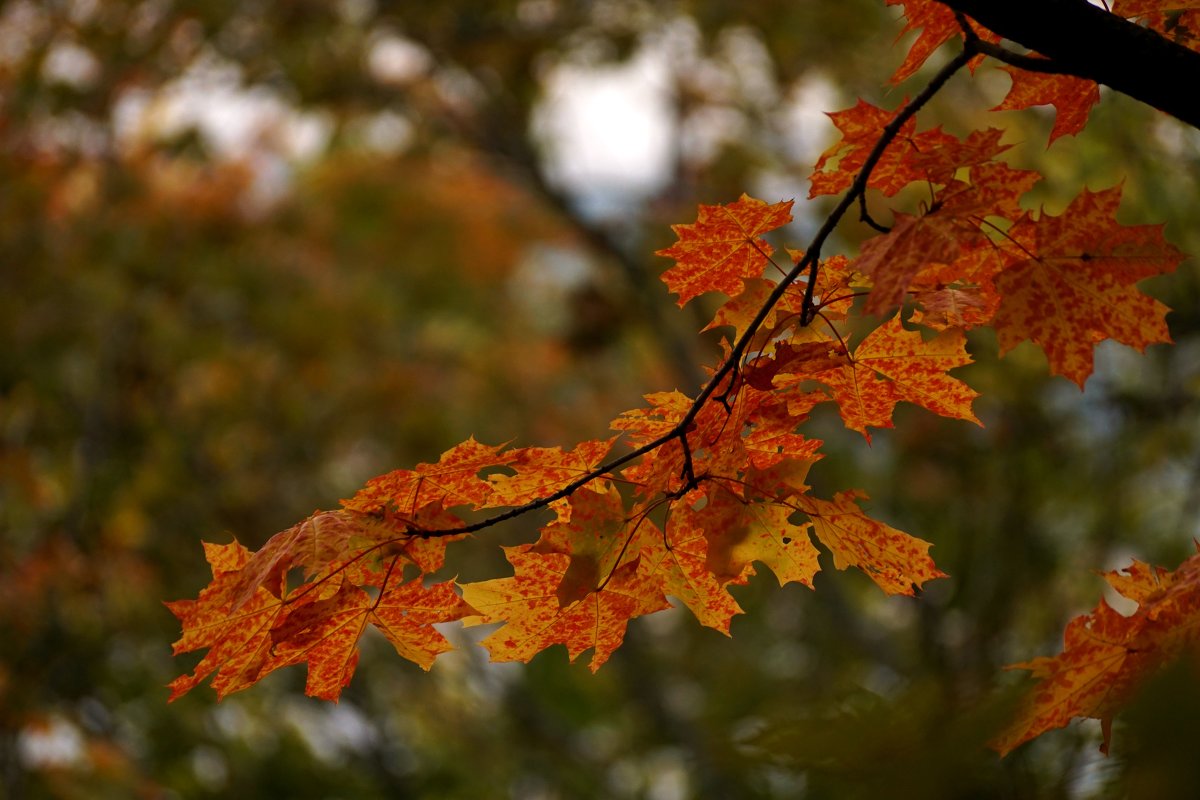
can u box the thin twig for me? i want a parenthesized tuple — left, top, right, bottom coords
(859, 194, 891, 234)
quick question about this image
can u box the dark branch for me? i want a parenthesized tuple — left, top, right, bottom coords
(939, 0, 1200, 130)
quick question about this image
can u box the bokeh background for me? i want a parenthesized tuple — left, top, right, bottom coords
(5, 1, 1200, 797)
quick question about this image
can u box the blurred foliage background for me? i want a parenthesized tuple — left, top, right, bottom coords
(4, 0, 1200, 797)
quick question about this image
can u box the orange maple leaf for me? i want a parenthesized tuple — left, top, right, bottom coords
(166, 541, 292, 701)
(699, 487, 822, 589)
(910, 284, 995, 330)
(796, 253, 869, 322)
(229, 507, 462, 608)
(610, 386, 751, 496)
(992, 67, 1101, 145)
(264, 571, 476, 701)
(740, 389, 826, 469)
(856, 160, 1039, 314)
(886, 0, 963, 84)
(529, 486, 659, 605)
(885, 0, 998, 83)
(640, 501, 751, 634)
(991, 185, 1183, 386)
(343, 436, 514, 513)
(169, 543, 475, 701)
(994, 552, 1200, 756)
(460, 545, 671, 671)
(809, 113, 1015, 204)
(655, 194, 794, 307)
(485, 438, 616, 507)
(793, 489, 946, 595)
(808, 317, 980, 439)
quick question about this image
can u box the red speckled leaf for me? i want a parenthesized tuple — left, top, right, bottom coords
(370, 577, 477, 667)
(641, 498, 751, 634)
(700, 487, 822, 590)
(910, 284, 994, 330)
(265, 572, 475, 701)
(166, 541, 289, 701)
(655, 194, 794, 307)
(886, 0, 961, 84)
(992, 67, 1100, 145)
(742, 389, 826, 469)
(992, 185, 1182, 386)
(461, 546, 671, 671)
(343, 436, 514, 513)
(230, 507, 463, 608)
(611, 391, 693, 447)
(530, 486, 658, 605)
(858, 211, 964, 315)
(486, 438, 616, 507)
(808, 254, 869, 320)
(994, 551, 1200, 756)
(811, 317, 980, 439)
(857, 161, 1039, 314)
(885, 0, 998, 83)
(744, 340, 845, 392)
(611, 388, 748, 496)
(809, 100, 961, 198)
(794, 490, 946, 595)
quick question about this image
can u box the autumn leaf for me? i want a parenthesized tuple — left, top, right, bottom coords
(641, 496, 752, 634)
(343, 436, 514, 514)
(994, 552, 1200, 756)
(991, 185, 1183, 385)
(909, 284, 994, 330)
(461, 546, 671, 671)
(166, 541, 291, 701)
(655, 194, 794, 307)
(796, 253, 869, 322)
(992, 67, 1101, 145)
(855, 160, 1039, 314)
(741, 389, 826, 470)
(485, 438, 617, 507)
(858, 212, 963, 314)
(809, 100, 961, 198)
(610, 387, 749, 496)
(229, 507, 463, 609)
(809, 317, 980, 438)
(169, 543, 475, 701)
(610, 391, 694, 447)
(885, 0, 998, 83)
(699, 487, 822, 589)
(793, 490, 946, 595)
(744, 340, 844, 392)
(529, 486, 659, 605)
(886, 0, 963, 84)
(264, 571, 476, 701)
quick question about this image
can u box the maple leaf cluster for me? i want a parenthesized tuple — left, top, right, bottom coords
(993, 551, 1200, 756)
(169, 0, 1196, 758)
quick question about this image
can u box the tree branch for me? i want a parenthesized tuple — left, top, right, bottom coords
(939, 0, 1200, 130)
